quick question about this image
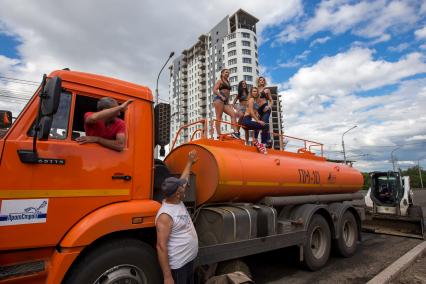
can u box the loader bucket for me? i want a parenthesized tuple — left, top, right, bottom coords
(362, 205, 425, 239)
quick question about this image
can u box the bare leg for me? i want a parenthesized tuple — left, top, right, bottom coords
(223, 105, 238, 133)
(236, 110, 244, 131)
(214, 100, 224, 137)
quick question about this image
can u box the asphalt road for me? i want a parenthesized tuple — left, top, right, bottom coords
(246, 190, 426, 284)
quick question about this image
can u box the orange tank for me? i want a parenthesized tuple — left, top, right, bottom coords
(164, 139, 363, 205)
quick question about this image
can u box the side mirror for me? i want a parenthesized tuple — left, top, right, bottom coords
(37, 116, 53, 140)
(154, 103, 171, 156)
(40, 76, 62, 116)
(0, 110, 12, 129)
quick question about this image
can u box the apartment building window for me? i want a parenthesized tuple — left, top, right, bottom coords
(242, 49, 251, 55)
(227, 41, 236, 48)
(241, 32, 250, 38)
(242, 40, 250, 47)
(229, 76, 238, 83)
(228, 33, 236, 40)
(243, 66, 252, 72)
(228, 50, 236, 57)
(228, 58, 237, 65)
(243, 75, 253, 82)
(231, 85, 238, 92)
(242, 58, 252, 64)
(229, 67, 238, 74)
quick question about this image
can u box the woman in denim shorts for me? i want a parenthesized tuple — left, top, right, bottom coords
(213, 69, 239, 139)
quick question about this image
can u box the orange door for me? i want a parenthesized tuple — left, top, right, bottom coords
(0, 92, 134, 250)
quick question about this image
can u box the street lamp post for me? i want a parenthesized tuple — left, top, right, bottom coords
(155, 51, 175, 105)
(342, 125, 357, 164)
(391, 146, 402, 172)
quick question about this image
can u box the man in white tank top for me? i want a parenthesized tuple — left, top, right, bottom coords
(156, 150, 198, 284)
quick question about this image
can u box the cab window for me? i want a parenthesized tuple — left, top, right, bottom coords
(71, 95, 125, 140)
(28, 91, 72, 140)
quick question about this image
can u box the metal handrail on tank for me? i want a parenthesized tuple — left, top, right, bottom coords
(171, 119, 207, 150)
(270, 132, 323, 157)
(172, 118, 324, 156)
(210, 119, 247, 139)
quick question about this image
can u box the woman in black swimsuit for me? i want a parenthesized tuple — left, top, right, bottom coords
(257, 76, 273, 147)
(213, 69, 239, 139)
(233, 80, 249, 143)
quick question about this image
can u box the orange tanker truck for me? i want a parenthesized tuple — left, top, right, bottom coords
(0, 70, 365, 283)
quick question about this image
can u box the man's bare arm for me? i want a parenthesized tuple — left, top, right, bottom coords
(85, 100, 133, 124)
(156, 214, 174, 284)
(179, 150, 198, 182)
(76, 133, 125, 151)
(97, 133, 125, 151)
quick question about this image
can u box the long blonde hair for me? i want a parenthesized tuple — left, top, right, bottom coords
(256, 76, 266, 87)
(220, 69, 229, 83)
(249, 86, 259, 100)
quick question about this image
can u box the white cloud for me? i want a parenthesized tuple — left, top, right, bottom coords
(279, 48, 426, 171)
(309, 36, 331, 47)
(283, 48, 426, 101)
(415, 26, 426, 40)
(277, 50, 311, 68)
(277, 0, 420, 44)
(388, 43, 410, 52)
(0, 0, 302, 108)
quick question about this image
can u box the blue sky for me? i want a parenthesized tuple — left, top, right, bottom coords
(0, 0, 425, 172)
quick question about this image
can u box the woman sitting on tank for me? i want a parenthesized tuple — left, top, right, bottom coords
(213, 68, 239, 139)
(232, 80, 250, 144)
(257, 76, 273, 148)
(241, 86, 270, 149)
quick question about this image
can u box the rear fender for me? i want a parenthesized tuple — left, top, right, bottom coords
(60, 200, 161, 248)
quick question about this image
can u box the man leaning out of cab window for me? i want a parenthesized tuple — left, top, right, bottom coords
(76, 97, 133, 151)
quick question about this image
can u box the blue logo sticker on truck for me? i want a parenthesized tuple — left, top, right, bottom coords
(0, 199, 48, 226)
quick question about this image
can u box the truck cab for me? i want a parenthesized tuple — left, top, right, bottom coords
(0, 70, 165, 283)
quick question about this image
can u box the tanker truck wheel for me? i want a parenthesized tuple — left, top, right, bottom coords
(64, 238, 162, 284)
(303, 214, 331, 271)
(335, 211, 358, 257)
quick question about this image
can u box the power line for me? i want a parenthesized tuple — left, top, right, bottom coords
(0, 76, 39, 85)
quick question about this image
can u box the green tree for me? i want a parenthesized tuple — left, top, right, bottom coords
(361, 172, 371, 190)
(400, 165, 426, 189)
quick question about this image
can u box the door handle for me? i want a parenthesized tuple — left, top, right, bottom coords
(112, 175, 132, 181)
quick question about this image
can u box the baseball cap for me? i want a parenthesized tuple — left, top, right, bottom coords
(161, 177, 187, 197)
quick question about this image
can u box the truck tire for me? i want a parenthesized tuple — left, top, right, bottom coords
(64, 238, 162, 284)
(303, 214, 331, 271)
(216, 259, 251, 278)
(335, 211, 358, 257)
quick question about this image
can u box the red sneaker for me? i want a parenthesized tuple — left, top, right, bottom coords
(253, 140, 267, 154)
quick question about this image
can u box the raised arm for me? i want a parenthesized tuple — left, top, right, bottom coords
(85, 100, 133, 124)
(179, 150, 198, 182)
